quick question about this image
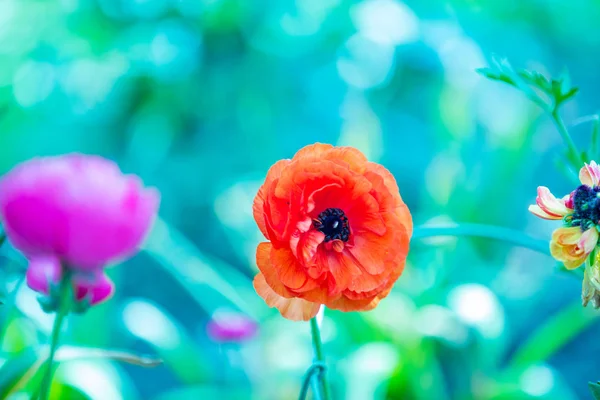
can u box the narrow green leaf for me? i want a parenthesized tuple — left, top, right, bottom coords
(143, 217, 264, 320)
(0, 349, 39, 399)
(508, 302, 598, 368)
(518, 69, 551, 93)
(589, 382, 600, 400)
(563, 87, 579, 101)
(54, 346, 162, 367)
(476, 68, 518, 87)
(556, 87, 580, 109)
(582, 151, 589, 164)
(0, 346, 161, 397)
(592, 116, 600, 159)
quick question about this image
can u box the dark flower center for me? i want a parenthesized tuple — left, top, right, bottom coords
(571, 184, 600, 227)
(314, 208, 350, 242)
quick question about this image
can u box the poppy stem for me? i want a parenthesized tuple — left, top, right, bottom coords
(309, 316, 331, 400)
(298, 362, 326, 400)
(38, 269, 72, 400)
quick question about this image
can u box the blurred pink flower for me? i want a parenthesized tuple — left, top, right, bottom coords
(207, 310, 258, 342)
(26, 255, 114, 306)
(0, 154, 160, 271)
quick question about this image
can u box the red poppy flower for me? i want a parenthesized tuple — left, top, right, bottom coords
(252, 143, 413, 321)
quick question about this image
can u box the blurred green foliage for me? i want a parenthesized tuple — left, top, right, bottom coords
(1, 0, 600, 399)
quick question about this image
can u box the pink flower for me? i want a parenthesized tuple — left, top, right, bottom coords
(26, 255, 114, 306)
(206, 310, 258, 342)
(528, 187, 573, 220)
(0, 154, 160, 271)
(579, 161, 600, 187)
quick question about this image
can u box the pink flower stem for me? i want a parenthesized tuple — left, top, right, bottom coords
(38, 268, 72, 400)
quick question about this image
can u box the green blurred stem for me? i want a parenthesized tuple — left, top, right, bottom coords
(38, 270, 72, 400)
(309, 317, 331, 400)
(413, 224, 550, 256)
(0, 275, 25, 335)
(551, 108, 582, 168)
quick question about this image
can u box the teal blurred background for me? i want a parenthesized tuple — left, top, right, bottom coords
(1, 0, 599, 399)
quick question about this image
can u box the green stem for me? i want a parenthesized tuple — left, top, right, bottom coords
(412, 224, 550, 256)
(38, 270, 71, 400)
(0, 275, 25, 337)
(298, 362, 326, 400)
(309, 317, 331, 400)
(551, 108, 582, 168)
(413, 224, 585, 279)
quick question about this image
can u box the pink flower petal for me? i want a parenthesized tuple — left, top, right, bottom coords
(26, 255, 62, 295)
(579, 161, 600, 187)
(206, 310, 258, 342)
(0, 154, 160, 271)
(530, 186, 571, 219)
(73, 271, 115, 306)
(580, 227, 599, 254)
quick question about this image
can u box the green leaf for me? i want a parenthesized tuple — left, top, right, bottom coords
(121, 299, 211, 384)
(143, 217, 264, 320)
(476, 67, 518, 87)
(0, 346, 161, 397)
(555, 87, 580, 109)
(54, 346, 162, 367)
(0, 349, 39, 399)
(518, 69, 552, 93)
(589, 382, 600, 400)
(591, 116, 600, 159)
(508, 302, 599, 368)
(478, 56, 578, 112)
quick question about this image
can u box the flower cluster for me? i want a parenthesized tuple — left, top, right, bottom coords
(252, 143, 413, 321)
(529, 161, 600, 307)
(0, 154, 159, 310)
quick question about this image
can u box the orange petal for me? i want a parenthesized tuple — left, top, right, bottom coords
(319, 250, 361, 294)
(292, 143, 369, 175)
(253, 273, 321, 321)
(364, 162, 413, 236)
(325, 292, 380, 312)
(347, 219, 408, 275)
(256, 242, 294, 298)
(323, 146, 369, 174)
(253, 160, 290, 240)
(359, 213, 387, 236)
(293, 143, 334, 160)
(298, 230, 325, 266)
(270, 246, 318, 292)
(331, 240, 344, 253)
